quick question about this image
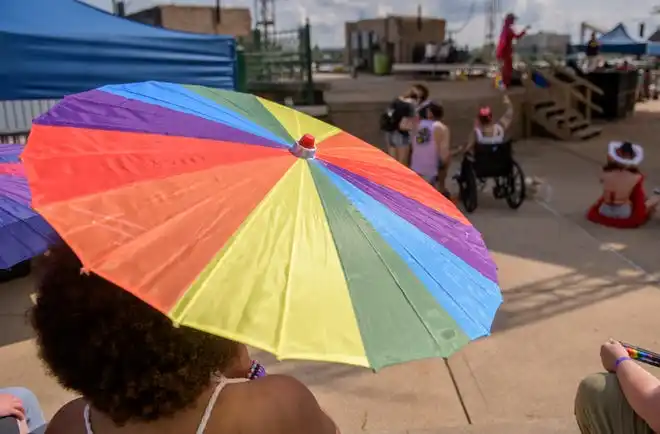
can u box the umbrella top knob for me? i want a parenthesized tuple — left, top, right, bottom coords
(291, 134, 317, 159)
(299, 134, 316, 149)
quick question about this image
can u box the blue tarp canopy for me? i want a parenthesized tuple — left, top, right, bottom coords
(0, 0, 236, 100)
(576, 23, 647, 55)
(647, 44, 660, 56)
(646, 39, 660, 56)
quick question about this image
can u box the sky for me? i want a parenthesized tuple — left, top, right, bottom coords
(84, 0, 660, 47)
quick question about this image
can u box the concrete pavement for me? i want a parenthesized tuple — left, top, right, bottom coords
(1, 105, 660, 433)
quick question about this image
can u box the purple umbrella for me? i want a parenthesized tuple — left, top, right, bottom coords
(0, 146, 58, 269)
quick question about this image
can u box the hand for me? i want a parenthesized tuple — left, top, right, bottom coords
(600, 339, 630, 373)
(0, 394, 25, 420)
(524, 25, 531, 30)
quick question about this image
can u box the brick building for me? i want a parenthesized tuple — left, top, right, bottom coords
(128, 5, 251, 39)
(345, 16, 446, 65)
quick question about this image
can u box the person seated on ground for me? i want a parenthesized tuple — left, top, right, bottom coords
(586, 141, 659, 229)
(35, 245, 339, 434)
(0, 388, 46, 434)
(410, 102, 451, 198)
(575, 339, 660, 434)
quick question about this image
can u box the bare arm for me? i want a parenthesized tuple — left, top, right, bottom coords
(616, 360, 660, 431)
(433, 123, 450, 164)
(44, 398, 86, 434)
(398, 116, 418, 131)
(497, 94, 514, 130)
(398, 103, 419, 131)
(463, 130, 476, 154)
(513, 29, 527, 39)
(254, 375, 339, 434)
(514, 26, 529, 39)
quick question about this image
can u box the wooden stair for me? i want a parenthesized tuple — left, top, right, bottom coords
(530, 98, 601, 141)
(523, 68, 604, 141)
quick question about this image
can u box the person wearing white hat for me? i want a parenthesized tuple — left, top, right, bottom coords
(586, 141, 659, 228)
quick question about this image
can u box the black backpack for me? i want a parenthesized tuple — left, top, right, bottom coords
(379, 105, 398, 132)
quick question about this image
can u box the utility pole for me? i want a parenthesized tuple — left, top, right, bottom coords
(215, 0, 221, 33)
(255, 0, 275, 48)
(483, 0, 500, 60)
(111, 0, 125, 17)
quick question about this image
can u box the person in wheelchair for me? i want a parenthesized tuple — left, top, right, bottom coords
(410, 102, 451, 198)
(465, 92, 514, 153)
(587, 141, 659, 228)
(454, 93, 525, 212)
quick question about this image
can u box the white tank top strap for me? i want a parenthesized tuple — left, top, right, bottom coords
(475, 124, 504, 145)
(82, 376, 250, 434)
(83, 403, 94, 434)
(196, 375, 249, 434)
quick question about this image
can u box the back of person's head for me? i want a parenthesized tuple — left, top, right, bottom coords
(31, 244, 238, 426)
(476, 106, 493, 126)
(604, 142, 640, 173)
(421, 102, 444, 120)
(411, 84, 430, 102)
(618, 141, 636, 159)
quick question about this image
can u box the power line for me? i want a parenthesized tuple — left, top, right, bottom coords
(447, 1, 477, 36)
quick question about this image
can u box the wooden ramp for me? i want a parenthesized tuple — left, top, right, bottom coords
(523, 68, 604, 141)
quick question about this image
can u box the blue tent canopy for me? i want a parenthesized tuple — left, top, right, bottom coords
(647, 43, 660, 56)
(0, 0, 236, 100)
(576, 23, 647, 55)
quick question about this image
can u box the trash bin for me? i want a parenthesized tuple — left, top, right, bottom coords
(373, 53, 390, 75)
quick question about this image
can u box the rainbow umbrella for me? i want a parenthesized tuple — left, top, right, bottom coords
(23, 82, 501, 370)
(0, 144, 58, 269)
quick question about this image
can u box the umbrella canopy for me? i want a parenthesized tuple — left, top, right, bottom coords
(22, 82, 502, 370)
(0, 145, 58, 269)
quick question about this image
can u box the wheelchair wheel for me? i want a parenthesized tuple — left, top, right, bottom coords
(505, 160, 526, 209)
(458, 165, 478, 213)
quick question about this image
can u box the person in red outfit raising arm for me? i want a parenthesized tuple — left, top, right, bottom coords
(496, 13, 529, 88)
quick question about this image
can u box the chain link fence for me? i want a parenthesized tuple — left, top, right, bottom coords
(238, 22, 314, 104)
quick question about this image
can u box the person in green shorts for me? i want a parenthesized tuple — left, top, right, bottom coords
(574, 339, 659, 433)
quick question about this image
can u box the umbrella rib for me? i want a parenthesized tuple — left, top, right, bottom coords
(29, 152, 288, 210)
(389, 240, 492, 338)
(272, 164, 305, 358)
(113, 85, 285, 144)
(0, 200, 53, 266)
(317, 163, 494, 339)
(86, 175, 256, 291)
(319, 192, 449, 354)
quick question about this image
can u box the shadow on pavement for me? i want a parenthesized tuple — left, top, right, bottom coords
(0, 274, 37, 347)
(492, 269, 651, 333)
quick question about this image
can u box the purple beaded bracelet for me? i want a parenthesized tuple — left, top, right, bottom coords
(248, 360, 267, 380)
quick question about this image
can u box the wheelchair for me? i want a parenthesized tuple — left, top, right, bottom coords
(453, 139, 526, 213)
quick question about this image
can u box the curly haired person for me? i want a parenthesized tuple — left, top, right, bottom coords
(32, 245, 339, 434)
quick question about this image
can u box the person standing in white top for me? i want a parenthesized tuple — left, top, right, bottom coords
(424, 42, 437, 63)
(410, 102, 451, 197)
